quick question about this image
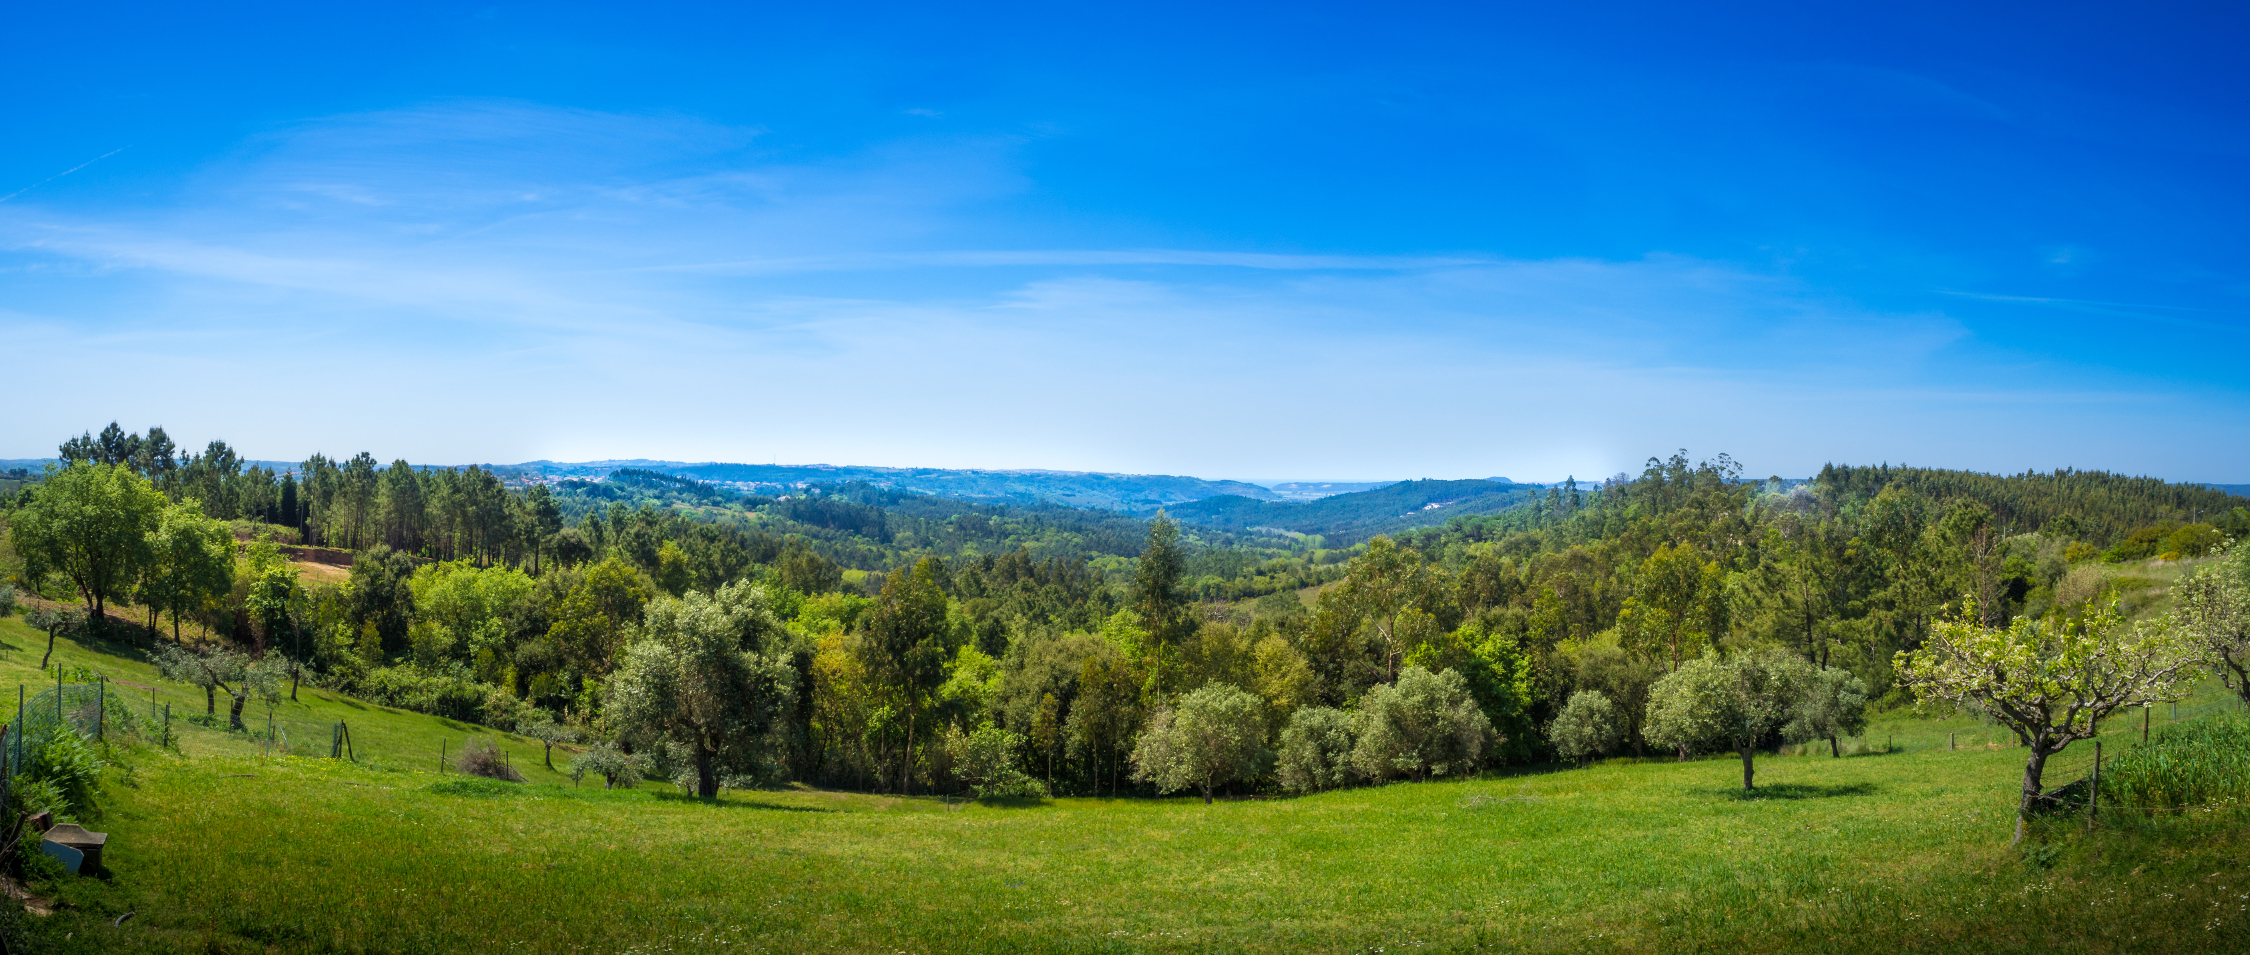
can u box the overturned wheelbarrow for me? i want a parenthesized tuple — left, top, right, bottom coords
(40, 824, 106, 875)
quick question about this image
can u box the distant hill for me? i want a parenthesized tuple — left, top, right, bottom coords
(504, 460, 1279, 510)
(1262, 481, 1397, 502)
(1167, 478, 1542, 545)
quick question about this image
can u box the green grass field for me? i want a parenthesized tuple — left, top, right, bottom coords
(6, 614, 2249, 954)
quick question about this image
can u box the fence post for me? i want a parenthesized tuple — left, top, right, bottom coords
(344, 721, 353, 762)
(2143, 705, 2150, 744)
(164, 703, 171, 749)
(441, 739, 447, 773)
(2088, 741, 2102, 832)
(97, 677, 104, 742)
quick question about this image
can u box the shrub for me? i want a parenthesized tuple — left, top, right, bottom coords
(1548, 690, 1623, 764)
(455, 738, 524, 783)
(0, 584, 15, 618)
(2100, 715, 2250, 811)
(947, 723, 1045, 799)
(1276, 706, 1357, 792)
(24, 727, 105, 817)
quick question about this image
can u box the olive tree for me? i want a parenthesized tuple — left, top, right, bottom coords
(152, 644, 260, 731)
(1131, 682, 1269, 804)
(1643, 649, 1812, 790)
(1898, 601, 2198, 843)
(605, 583, 796, 798)
(1276, 705, 1357, 792)
(1351, 666, 1494, 783)
(1788, 666, 1870, 757)
(518, 715, 581, 771)
(1548, 690, 1624, 765)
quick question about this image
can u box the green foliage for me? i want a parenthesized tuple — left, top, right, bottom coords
(24, 725, 105, 818)
(946, 723, 1044, 798)
(567, 742, 648, 789)
(9, 462, 168, 619)
(1275, 705, 1356, 791)
(1130, 682, 1269, 803)
(605, 583, 796, 798)
(1350, 666, 1494, 782)
(2100, 716, 2250, 811)
(1547, 690, 1623, 764)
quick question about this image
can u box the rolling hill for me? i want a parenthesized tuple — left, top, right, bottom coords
(1165, 478, 1542, 544)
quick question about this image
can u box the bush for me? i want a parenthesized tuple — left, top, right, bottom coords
(455, 738, 524, 782)
(947, 723, 1045, 799)
(350, 664, 530, 728)
(1548, 690, 1623, 764)
(1277, 706, 1357, 792)
(2100, 715, 2250, 811)
(0, 584, 15, 618)
(23, 727, 104, 818)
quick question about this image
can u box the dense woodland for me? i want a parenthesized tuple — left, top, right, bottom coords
(5, 425, 2248, 801)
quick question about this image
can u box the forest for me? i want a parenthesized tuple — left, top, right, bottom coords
(5, 424, 2249, 807)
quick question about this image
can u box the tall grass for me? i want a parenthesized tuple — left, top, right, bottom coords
(2100, 714, 2250, 810)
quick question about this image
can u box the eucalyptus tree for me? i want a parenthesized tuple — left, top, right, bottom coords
(141, 500, 236, 643)
(857, 559, 957, 794)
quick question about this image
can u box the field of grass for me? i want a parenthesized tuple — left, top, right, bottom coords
(5, 615, 2250, 954)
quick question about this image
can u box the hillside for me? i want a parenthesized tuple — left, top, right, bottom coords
(1167, 478, 1542, 545)
(14, 608, 2243, 955)
(521, 460, 1280, 509)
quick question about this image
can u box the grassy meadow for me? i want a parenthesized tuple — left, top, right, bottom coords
(3, 616, 2246, 954)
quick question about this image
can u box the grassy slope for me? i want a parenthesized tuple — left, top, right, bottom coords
(0, 615, 574, 782)
(6, 615, 2249, 954)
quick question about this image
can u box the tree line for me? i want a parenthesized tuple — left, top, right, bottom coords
(5, 430, 2246, 808)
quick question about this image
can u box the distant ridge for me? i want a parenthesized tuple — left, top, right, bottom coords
(495, 460, 1279, 510)
(1168, 478, 1543, 545)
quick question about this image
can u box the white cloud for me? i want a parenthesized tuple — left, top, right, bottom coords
(2, 100, 2241, 481)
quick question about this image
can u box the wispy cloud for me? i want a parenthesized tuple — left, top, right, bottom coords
(1, 101, 2239, 479)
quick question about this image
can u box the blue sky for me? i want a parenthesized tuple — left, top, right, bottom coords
(4, 1, 2246, 482)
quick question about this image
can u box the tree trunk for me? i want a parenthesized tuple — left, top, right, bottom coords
(1829, 735, 1841, 758)
(1202, 780, 1213, 805)
(695, 742, 718, 799)
(2015, 744, 2053, 844)
(543, 741, 555, 772)
(290, 663, 300, 702)
(41, 628, 56, 670)
(206, 684, 217, 716)
(1740, 745, 1755, 790)
(228, 693, 248, 732)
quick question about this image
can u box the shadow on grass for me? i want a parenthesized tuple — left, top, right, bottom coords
(1712, 782, 1881, 801)
(647, 791, 837, 812)
(971, 795, 1051, 810)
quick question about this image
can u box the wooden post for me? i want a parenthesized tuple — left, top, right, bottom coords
(1949, 732, 1955, 751)
(441, 739, 447, 773)
(2144, 705, 2151, 744)
(2088, 741, 2102, 832)
(96, 677, 104, 742)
